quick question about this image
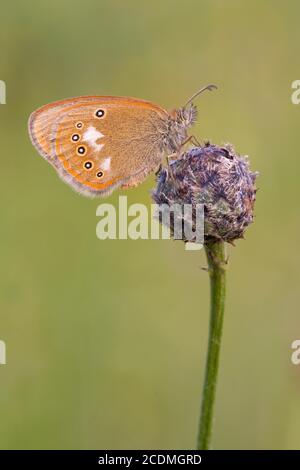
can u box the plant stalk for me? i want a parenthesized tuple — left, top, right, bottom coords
(197, 240, 226, 450)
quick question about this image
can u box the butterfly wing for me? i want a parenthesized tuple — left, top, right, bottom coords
(28, 96, 169, 197)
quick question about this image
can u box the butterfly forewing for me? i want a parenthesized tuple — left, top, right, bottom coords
(29, 96, 168, 197)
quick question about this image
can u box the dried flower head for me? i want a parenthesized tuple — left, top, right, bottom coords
(152, 143, 258, 243)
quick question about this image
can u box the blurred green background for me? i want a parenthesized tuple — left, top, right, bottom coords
(0, 0, 299, 450)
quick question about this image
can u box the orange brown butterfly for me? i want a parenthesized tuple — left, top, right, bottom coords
(28, 85, 217, 197)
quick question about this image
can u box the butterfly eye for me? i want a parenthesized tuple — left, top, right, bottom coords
(95, 109, 105, 118)
(76, 122, 83, 129)
(71, 134, 80, 142)
(96, 171, 103, 178)
(84, 161, 93, 170)
(77, 145, 86, 155)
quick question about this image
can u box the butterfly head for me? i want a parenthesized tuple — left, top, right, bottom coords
(175, 102, 198, 130)
(165, 103, 198, 152)
(164, 84, 217, 154)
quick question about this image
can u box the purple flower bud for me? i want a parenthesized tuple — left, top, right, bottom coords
(152, 143, 258, 243)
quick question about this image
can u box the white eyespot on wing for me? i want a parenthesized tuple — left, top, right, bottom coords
(82, 126, 104, 152)
(101, 157, 111, 171)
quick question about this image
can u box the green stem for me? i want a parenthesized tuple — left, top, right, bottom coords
(197, 240, 227, 450)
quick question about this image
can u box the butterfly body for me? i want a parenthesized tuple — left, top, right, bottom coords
(28, 89, 214, 197)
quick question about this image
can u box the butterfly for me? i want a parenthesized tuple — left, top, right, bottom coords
(28, 85, 217, 197)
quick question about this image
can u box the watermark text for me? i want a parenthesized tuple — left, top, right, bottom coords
(291, 80, 300, 104)
(0, 80, 6, 104)
(95, 196, 204, 250)
(0, 340, 6, 365)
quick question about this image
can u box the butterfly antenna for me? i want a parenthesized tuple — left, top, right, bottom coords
(184, 84, 218, 108)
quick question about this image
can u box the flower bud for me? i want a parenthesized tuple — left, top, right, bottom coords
(152, 143, 258, 243)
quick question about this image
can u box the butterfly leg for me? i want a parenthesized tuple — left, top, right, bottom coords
(155, 164, 162, 176)
(165, 153, 183, 192)
(166, 152, 177, 166)
(166, 153, 177, 181)
(166, 133, 202, 168)
(164, 135, 203, 191)
(170, 135, 201, 162)
(190, 135, 201, 147)
(182, 135, 202, 148)
(182, 135, 195, 148)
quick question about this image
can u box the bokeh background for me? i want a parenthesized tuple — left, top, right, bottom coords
(0, 0, 299, 450)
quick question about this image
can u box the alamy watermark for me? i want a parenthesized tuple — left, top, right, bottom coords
(291, 80, 300, 104)
(0, 80, 6, 104)
(291, 340, 300, 365)
(0, 340, 6, 365)
(96, 196, 204, 250)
